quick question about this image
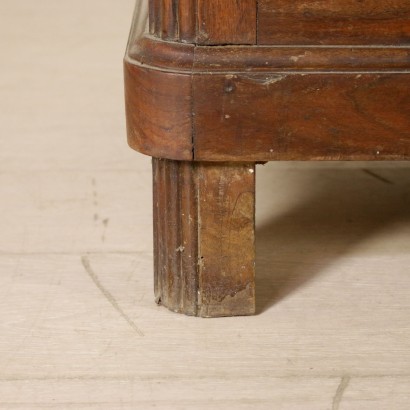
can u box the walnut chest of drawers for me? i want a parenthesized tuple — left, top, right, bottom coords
(124, 0, 410, 317)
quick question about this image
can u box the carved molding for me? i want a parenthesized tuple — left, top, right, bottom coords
(149, 0, 197, 42)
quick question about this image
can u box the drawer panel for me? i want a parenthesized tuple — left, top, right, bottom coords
(193, 73, 410, 161)
(258, 0, 410, 45)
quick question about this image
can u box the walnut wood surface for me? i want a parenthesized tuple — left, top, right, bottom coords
(128, 3, 410, 162)
(149, 0, 195, 41)
(197, 0, 257, 45)
(148, 0, 410, 46)
(178, 0, 197, 41)
(193, 73, 410, 161)
(153, 158, 198, 315)
(124, 60, 193, 160)
(193, 46, 410, 73)
(125, 37, 410, 161)
(148, 0, 257, 44)
(153, 158, 256, 317)
(126, 1, 410, 318)
(130, 36, 410, 73)
(258, 0, 410, 45)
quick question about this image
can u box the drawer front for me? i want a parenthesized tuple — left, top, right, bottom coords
(258, 0, 410, 45)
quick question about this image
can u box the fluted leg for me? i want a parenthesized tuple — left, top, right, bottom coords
(152, 158, 256, 317)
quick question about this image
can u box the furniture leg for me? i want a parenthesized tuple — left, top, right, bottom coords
(152, 158, 256, 317)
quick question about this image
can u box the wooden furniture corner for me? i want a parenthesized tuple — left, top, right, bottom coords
(124, 0, 410, 317)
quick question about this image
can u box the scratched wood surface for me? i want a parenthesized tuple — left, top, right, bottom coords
(1, 0, 410, 408)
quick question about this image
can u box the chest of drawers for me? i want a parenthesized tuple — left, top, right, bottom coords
(125, 0, 410, 317)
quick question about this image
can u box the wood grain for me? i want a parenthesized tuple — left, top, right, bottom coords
(153, 158, 256, 317)
(153, 158, 199, 315)
(161, 0, 178, 40)
(148, 0, 257, 44)
(149, 0, 196, 41)
(197, 162, 256, 317)
(130, 35, 410, 73)
(127, 0, 410, 318)
(197, 0, 257, 45)
(127, 0, 410, 162)
(178, 0, 197, 42)
(258, 0, 410, 45)
(193, 73, 410, 161)
(149, 0, 160, 35)
(126, 32, 410, 162)
(192, 45, 410, 73)
(124, 60, 193, 161)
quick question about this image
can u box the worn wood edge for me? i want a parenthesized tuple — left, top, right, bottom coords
(126, 35, 410, 74)
(124, 60, 194, 161)
(127, 35, 195, 72)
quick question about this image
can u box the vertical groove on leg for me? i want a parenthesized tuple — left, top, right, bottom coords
(166, 160, 180, 306)
(163, 159, 171, 305)
(158, 159, 167, 305)
(180, 162, 199, 315)
(174, 161, 183, 309)
(152, 158, 199, 314)
(152, 159, 160, 301)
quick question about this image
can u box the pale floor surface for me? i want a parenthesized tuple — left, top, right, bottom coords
(0, 1, 409, 409)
